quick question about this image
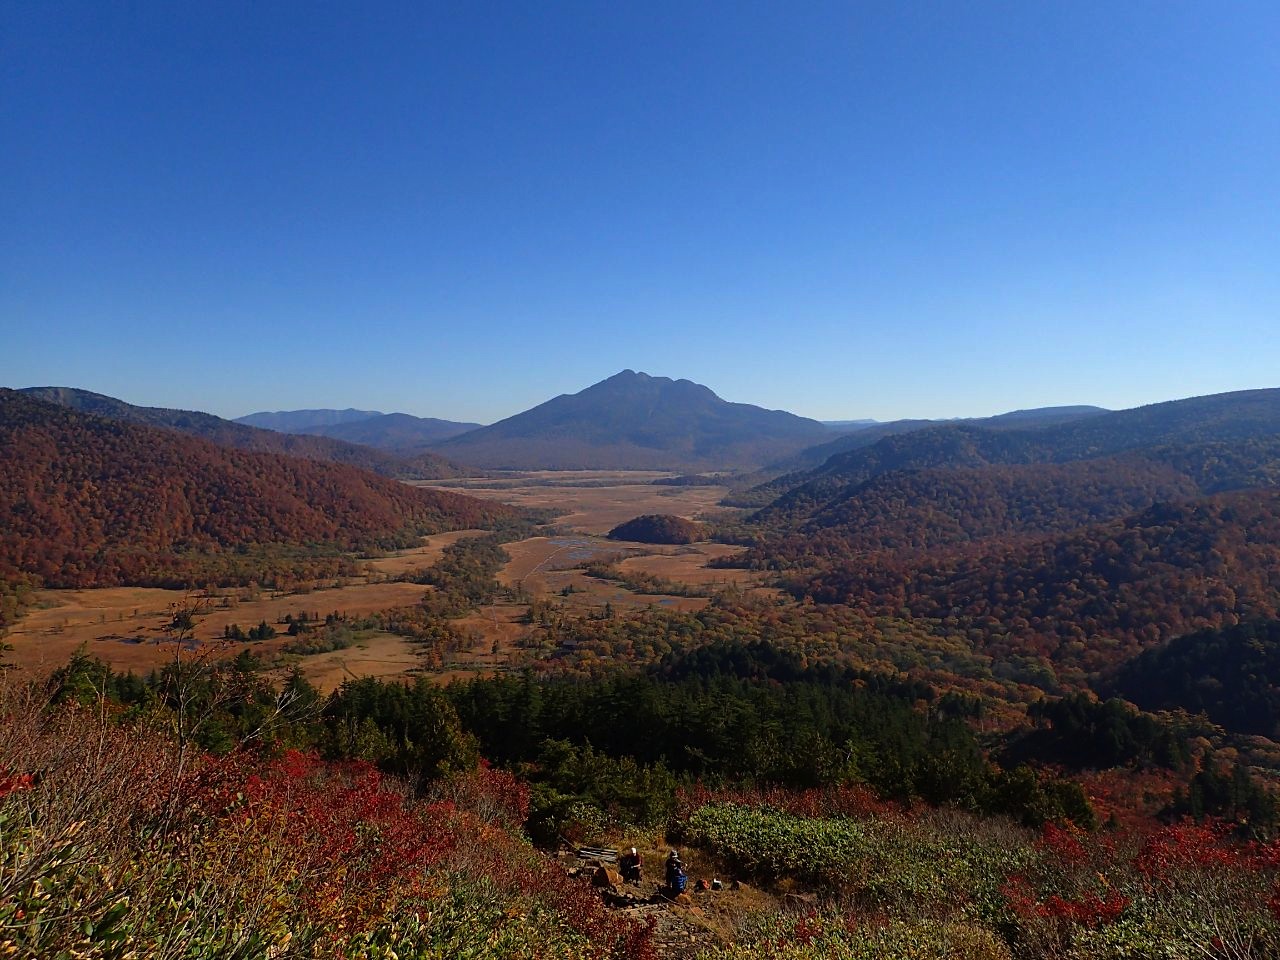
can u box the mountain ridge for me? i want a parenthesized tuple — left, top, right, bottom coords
(236, 408, 385, 431)
(737, 388, 1280, 509)
(292, 411, 483, 452)
(769, 405, 1112, 475)
(20, 387, 471, 480)
(431, 370, 830, 470)
(0, 390, 515, 588)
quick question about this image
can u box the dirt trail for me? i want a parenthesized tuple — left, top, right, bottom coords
(584, 875, 722, 958)
(562, 845, 782, 959)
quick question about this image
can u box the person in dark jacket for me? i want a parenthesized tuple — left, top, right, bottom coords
(665, 849, 686, 895)
(620, 846, 643, 883)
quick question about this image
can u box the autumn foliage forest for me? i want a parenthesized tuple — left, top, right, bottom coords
(4, 384, 1280, 957)
(0, 390, 514, 588)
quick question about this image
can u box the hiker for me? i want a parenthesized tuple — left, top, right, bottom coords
(619, 846, 642, 883)
(665, 849, 687, 895)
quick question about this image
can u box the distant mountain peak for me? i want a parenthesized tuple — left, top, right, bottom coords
(432, 372, 827, 470)
(585, 370, 721, 402)
(598, 369, 662, 386)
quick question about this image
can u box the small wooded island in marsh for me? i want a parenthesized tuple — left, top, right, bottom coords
(607, 514, 709, 544)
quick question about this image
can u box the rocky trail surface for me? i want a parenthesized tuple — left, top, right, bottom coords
(563, 851, 775, 959)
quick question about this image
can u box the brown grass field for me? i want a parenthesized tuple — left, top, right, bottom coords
(285, 630, 430, 691)
(5, 473, 768, 689)
(360, 528, 486, 577)
(5, 581, 431, 679)
(417, 471, 730, 534)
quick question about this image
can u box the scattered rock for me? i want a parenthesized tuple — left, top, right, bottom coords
(592, 866, 623, 888)
(603, 888, 649, 908)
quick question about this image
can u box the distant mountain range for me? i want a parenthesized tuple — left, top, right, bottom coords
(429, 370, 831, 470)
(734, 390, 1279, 508)
(18, 380, 1278, 486)
(821, 419, 879, 430)
(774, 405, 1110, 475)
(228, 381, 1116, 474)
(20, 388, 470, 480)
(0, 390, 514, 588)
(237, 408, 385, 432)
(289, 412, 482, 452)
(236, 373, 829, 470)
(228, 385, 1120, 473)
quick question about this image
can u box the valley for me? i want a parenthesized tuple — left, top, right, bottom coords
(415, 469, 732, 530)
(5, 377, 1280, 959)
(1, 473, 770, 691)
(9, 10, 1277, 954)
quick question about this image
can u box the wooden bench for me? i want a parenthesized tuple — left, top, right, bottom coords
(575, 845, 618, 863)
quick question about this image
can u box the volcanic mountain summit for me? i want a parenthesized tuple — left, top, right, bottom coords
(431, 370, 830, 470)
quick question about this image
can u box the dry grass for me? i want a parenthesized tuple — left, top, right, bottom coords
(419, 472, 733, 535)
(5, 473, 771, 687)
(4, 581, 429, 678)
(360, 529, 486, 577)
(499, 536, 638, 587)
(288, 630, 432, 693)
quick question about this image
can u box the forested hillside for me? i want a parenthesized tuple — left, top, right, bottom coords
(608, 514, 708, 544)
(20, 387, 469, 480)
(0, 391, 515, 587)
(771, 404, 1110, 475)
(738, 387, 1280, 509)
(1114, 619, 1280, 739)
(726, 391, 1280, 688)
(792, 489, 1280, 676)
(744, 458, 1198, 562)
(735, 440, 1280, 568)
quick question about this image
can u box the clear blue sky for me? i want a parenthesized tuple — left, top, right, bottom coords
(3, 1, 1277, 423)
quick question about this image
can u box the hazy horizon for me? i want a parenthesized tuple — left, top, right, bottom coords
(10, 370, 1279, 430)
